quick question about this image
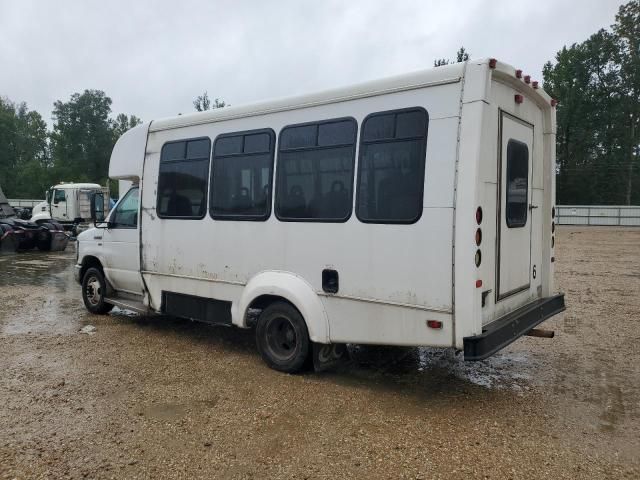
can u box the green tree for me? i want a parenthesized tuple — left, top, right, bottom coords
(111, 113, 142, 140)
(543, 0, 639, 205)
(434, 46, 470, 67)
(50, 89, 117, 186)
(193, 91, 227, 111)
(0, 97, 51, 198)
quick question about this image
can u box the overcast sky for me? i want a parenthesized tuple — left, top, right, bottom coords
(0, 0, 623, 127)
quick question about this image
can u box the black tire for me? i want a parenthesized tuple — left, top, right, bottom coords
(256, 301, 310, 373)
(35, 222, 54, 251)
(81, 267, 113, 314)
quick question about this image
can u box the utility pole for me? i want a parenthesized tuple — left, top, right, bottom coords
(627, 113, 636, 206)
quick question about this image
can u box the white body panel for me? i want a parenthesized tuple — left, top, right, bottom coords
(77, 59, 558, 351)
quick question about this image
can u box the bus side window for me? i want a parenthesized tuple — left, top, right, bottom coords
(276, 118, 357, 222)
(356, 108, 429, 224)
(210, 129, 275, 221)
(157, 138, 211, 219)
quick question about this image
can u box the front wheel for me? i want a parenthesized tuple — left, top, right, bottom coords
(81, 267, 113, 314)
(256, 302, 310, 373)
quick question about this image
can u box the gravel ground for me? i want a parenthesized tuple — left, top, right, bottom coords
(0, 226, 639, 479)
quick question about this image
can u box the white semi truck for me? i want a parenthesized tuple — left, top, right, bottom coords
(31, 182, 110, 235)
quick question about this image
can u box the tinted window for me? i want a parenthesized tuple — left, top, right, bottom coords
(506, 139, 529, 228)
(210, 129, 275, 220)
(53, 189, 66, 204)
(157, 138, 211, 218)
(111, 187, 139, 228)
(276, 118, 356, 222)
(356, 108, 428, 223)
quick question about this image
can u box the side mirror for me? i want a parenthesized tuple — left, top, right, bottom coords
(90, 192, 106, 225)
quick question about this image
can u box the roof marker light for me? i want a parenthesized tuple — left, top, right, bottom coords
(515, 69, 523, 78)
(515, 94, 524, 104)
(551, 99, 558, 107)
(524, 75, 531, 84)
(489, 58, 497, 69)
(532, 81, 539, 89)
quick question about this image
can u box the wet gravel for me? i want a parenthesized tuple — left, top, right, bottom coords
(0, 227, 639, 479)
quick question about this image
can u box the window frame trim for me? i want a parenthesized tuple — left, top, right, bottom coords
(505, 138, 529, 229)
(156, 136, 212, 221)
(355, 106, 429, 225)
(209, 128, 276, 222)
(275, 116, 358, 223)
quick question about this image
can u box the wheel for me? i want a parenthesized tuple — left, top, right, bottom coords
(36, 223, 54, 251)
(81, 267, 113, 314)
(256, 301, 310, 373)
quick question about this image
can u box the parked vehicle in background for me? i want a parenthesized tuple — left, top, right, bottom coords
(76, 58, 565, 373)
(0, 186, 69, 252)
(31, 183, 110, 235)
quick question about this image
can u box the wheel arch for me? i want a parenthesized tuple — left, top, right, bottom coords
(234, 271, 330, 344)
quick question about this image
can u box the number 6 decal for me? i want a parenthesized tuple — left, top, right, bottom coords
(532, 265, 537, 279)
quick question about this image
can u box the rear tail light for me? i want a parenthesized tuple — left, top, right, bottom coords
(475, 279, 483, 288)
(475, 249, 482, 267)
(475, 228, 482, 246)
(427, 320, 443, 329)
(476, 206, 483, 224)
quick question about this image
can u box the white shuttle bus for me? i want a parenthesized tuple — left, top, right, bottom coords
(76, 58, 565, 372)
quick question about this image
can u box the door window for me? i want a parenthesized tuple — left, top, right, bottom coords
(53, 189, 66, 204)
(110, 187, 139, 228)
(505, 139, 529, 228)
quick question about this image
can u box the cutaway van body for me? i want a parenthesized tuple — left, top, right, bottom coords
(76, 58, 565, 372)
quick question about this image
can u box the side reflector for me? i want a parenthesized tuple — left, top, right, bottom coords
(515, 94, 524, 104)
(532, 81, 539, 89)
(489, 58, 497, 69)
(524, 75, 531, 84)
(515, 69, 522, 78)
(427, 320, 443, 329)
(476, 280, 483, 288)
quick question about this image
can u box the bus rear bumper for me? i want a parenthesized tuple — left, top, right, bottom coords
(463, 293, 566, 361)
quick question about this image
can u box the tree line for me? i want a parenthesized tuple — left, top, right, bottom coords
(0, 90, 140, 199)
(0, 1, 638, 204)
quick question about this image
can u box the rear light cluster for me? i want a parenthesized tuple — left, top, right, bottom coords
(475, 207, 482, 268)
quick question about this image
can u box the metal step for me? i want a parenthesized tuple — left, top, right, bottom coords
(104, 295, 151, 315)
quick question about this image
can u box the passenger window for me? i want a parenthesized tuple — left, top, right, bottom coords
(210, 129, 275, 220)
(53, 189, 66, 204)
(111, 187, 139, 228)
(157, 138, 211, 219)
(356, 108, 428, 224)
(276, 118, 357, 222)
(506, 139, 529, 228)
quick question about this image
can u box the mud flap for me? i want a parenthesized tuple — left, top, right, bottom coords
(312, 343, 348, 372)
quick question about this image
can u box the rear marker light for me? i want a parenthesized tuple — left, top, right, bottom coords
(427, 320, 443, 329)
(476, 206, 483, 224)
(515, 94, 524, 104)
(532, 81, 539, 89)
(489, 58, 497, 69)
(552, 222, 555, 233)
(475, 228, 482, 246)
(515, 69, 522, 78)
(475, 249, 482, 267)
(524, 75, 531, 84)
(476, 280, 483, 288)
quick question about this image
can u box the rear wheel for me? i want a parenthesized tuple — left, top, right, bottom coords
(82, 267, 113, 314)
(256, 302, 310, 373)
(36, 223, 54, 251)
